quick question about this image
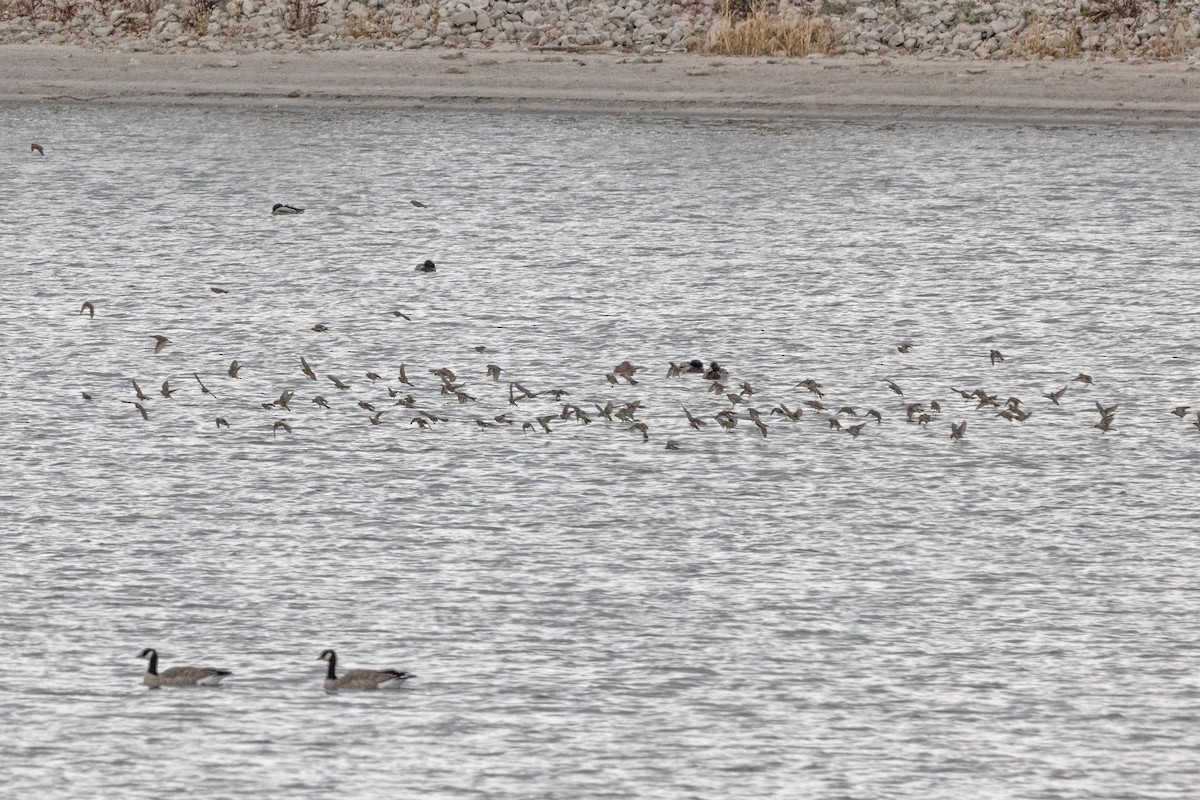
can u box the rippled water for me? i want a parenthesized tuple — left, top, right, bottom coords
(3, 102, 1200, 798)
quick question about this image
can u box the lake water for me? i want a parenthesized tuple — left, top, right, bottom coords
(3, 102, 1200, 798)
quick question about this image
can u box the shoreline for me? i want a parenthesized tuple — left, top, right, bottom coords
(4, 44, 1200, 123)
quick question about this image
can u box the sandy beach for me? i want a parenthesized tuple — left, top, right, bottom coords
(2, 43, 1199, 122)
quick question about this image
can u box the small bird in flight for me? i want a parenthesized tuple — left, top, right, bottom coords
(80, 301, 95, 319)
(152, 335, 171, 354)
(410, 200, 428, 208)
(228, 360, 241, 378)
(272, 203, 304, 215)
(31, 143, 44, 155)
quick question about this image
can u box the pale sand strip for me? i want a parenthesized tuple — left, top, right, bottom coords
(3, 44, 1199, 123)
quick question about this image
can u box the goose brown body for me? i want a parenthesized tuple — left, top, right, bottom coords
(318, 649, 414, 691)
(138, 648, 231, 688)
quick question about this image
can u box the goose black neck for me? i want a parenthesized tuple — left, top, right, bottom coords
(146, 651, 158, 675)
(325, 654, 337, 680)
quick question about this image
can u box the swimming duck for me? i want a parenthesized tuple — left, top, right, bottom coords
(685, 359, 705, 374)
(272, 203, 304, 215)
(704, 361, 727, 380)
(416, 259, 436, 273)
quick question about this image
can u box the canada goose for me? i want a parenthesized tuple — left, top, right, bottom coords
(312, 324, 329, 333)
(300, 356, 317, 381)
(160, 380, 177, 398)
(318, 649, 414, 692)
(897, 343, 912, 353)
(486, 364, 502, 380)
(228, 360, 241, 378)
(138, 648, 230, 688)
(950, 420, 967, 440)
(886, 380, 903, 396)
(272, 203, 304, 215)
(1172, 405, 1190, 418)
(210, 286, 228, 294)
(151, 335, 171, 354)
(410, 200, 427, 208)
(194, 373, 216, 397)
(31, 142, 44, 155)
(131, 378, 150, 401)
(80, 300, 95, 318)
(989, 349, 1005, 365)
(215, 417, 229, 428)
(416, 259, 436, 273)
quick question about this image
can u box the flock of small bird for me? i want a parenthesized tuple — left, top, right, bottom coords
(44, 141, 1196, 446)
(72, 292, 1200, 447)
(136, 647, 414, 692)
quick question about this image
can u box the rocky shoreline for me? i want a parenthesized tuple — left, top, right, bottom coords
(0, 0, 1197, 60)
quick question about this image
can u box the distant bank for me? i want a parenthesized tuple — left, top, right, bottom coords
(0, 0, 1197, 61)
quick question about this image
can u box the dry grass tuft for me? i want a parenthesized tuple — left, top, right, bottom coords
(1015, 15, 1080, 58)
(707, 6, 835, 57)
